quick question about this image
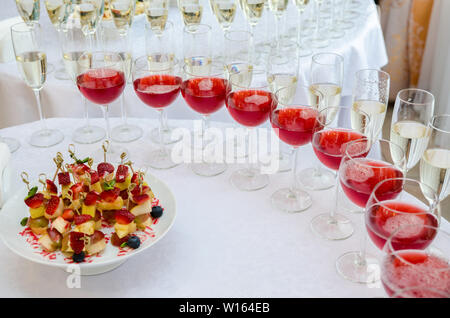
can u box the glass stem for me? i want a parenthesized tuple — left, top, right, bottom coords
(314, 2, 321, 40)
(330, 175, 339, 220)
(120, 90, 127, 125)
(82, 95, 90, 128)
(158, 109, 166, 153)
(250, 24, 256, 63)
(358, 212, 368, 266)
(101, 105, 111, 140)
(297, 9, 303, 46)
(290, 147, 299, 193)
(275, 16, 281, 49)
(33, 89, 47, 131)
(246, 127, 255, 176)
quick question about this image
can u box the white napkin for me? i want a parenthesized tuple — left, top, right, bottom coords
(0, 16, 23, 63)
(0, 142, 11, 208)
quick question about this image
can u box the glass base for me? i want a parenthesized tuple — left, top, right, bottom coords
(329, 29, 346, 40)
(92, 144, 128, 164)
(336, 251, 380, 284)
(0, 137, 20, 153)
(310, 213, 353, 240)
(111, 124, 143, 143)
(297, 167, 335, 191)
(230, 168, 269, 191)
(271, 187, 312, 213)
(72, 125, 105, 144)
(29, 128, 64, 148)
(54, 67, 70, 80)
(191, 161, 227, 177)
(147, 148, 179, 170)
(150, 126, 182, 145)
(310, 37, 329, 49)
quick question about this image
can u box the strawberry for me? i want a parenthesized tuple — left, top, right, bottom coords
(100, 187, 120, 202)
(46, 196, 61, 216)
(69, 231, 85, 254)
(131, 184, 142, 197)
(115, 209, 135, 225)
(97, 162, 114, 177)
(102, 210, 116, 224)
(62, 209, 75, 222)
(74, 214, 93, 225)
(46, 179, 58, 194)
(131, 172, 140, 185)
(133, 193, 150, 205)
(70, 183, 83, 200)
(24, 193, 44, 209)
(82, 184, 90, 193)
(72, 163, 90, 176)
(120, 189, 129, 200)
(57, 172, 71, 186)
(115, 165, 129, 183)
(141, 185, 150, 194)
(94, 210, 102, 221)
(84, 191, 99, 206)
(110, 232, 130, 247)
(47, 228, 62, 243)
(90, 230, 105, 244)
(89, 170, 100, 184)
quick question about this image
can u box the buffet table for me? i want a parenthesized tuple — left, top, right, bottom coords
(0, 117, 448, 298)
(0, 0, 387, 128)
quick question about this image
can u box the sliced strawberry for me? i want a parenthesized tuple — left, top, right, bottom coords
(133, 193, 150, 205)
(97, 162, 115, 177)
(46, 179, 58, 194)
(89, 170, 100, 184)
(102, 210, 116, 224)
(47, 228, 62, 243)
(131, 184, 142, 197)
(82, 184, 90, 193)
(115, 209, 135, 225)
(119, 189, 129, 200)
(74, 214, 93, 225)
(46, 196, 61, 216)
(69, 231, 85, 254)
(24, 193, 44, 209)
(100, 187, 120, 203)
(57, 172, 71, 186)
(90, 230, 105, 244)
(111, 232, 130, 247)
(84, 191, 99, 206)
(94, 210, 101, 222)
(115, 165, 129, 183)
(131, 172, 140, 185)
(71, 163, 90, 176)
(62, 209, 75, 222)
(141, 185, 150, 194)
(70, 183, 83, 200)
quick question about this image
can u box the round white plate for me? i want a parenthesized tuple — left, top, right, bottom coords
(0, 174, 176, 275)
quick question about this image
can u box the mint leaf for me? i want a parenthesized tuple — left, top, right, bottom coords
(120, 242, 127, 248)
(20, 217, 28, 226)
(103, 180, 116, 191)
(76, 157, 90, 164)
(25, 186, 38, 200)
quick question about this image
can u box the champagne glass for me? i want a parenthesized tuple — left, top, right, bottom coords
(336, 138, 406, 283)
(309, 0, 329, 48)
(292, 0, 312, 57)
(420, 114, 450, 206)
(76, 51, 127, 162)
(268, 0, 288, 48)
(15, 0, 40, 25)
(11, 22, 64, 148)
(60, 23, 106, 144)
(144, 0, 169, 32)
(390, 88, 434, 173)
(382, 225, 449, 298)
(351, 69, 390, 140)
(269, 86, 323, 212)
(181, 59, 228, 176)
(226, 69, 274, 191)
(102, 21, 143, 143)
(72, 0, 105, 48)
(298, 52, 343, 190)
(310, 106, 370, 240)
(178, 0, 203, 26)
(133, 55, 181, 169)
(110, 0, 135, 36)
(241, 0, 265, 62)
(210, 0, 237, 33)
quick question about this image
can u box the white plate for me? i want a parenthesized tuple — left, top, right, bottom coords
(0, 174, 176, 275)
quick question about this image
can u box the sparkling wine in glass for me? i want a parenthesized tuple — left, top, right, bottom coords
(390, 88, 434, 173)
(16, 0, 40, 25)
(210, 0, 237, 32)
(178, 0, 203, 26)
(133, 55, 181, 169)
(268, 0, 288, 48)
(241, 0, 265, 62)
(110, 0, 135, 36)
(11, 22, 64, 148)
(144, 0, 169, 32)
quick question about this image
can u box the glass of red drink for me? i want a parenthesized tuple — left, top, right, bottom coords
(381, 225, 449, 298)
(310, 106, 370, 240)
(181, 59, 228, 176)
(226, 69, 275, 191)
(336, 138, 407, 283)
(269, 86, 322, 212)
(133, 54, 181, 169)
(76, 51, 127, 162)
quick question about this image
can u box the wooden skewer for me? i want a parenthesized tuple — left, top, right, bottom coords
(102, 140, 110, 162)
(21, 172, 30, 190)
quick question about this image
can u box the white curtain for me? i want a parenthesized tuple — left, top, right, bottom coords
(419, 0, 450, 115)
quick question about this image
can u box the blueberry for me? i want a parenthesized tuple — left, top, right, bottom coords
(73, 252, 85, 263)
(151, 206, 163, 219)
(127, 236, 141, 249)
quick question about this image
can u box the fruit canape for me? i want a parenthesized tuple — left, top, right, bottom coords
(20, 143, 164, 263)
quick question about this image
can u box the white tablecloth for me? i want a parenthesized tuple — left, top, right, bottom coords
(0, 0, 387, 129)
(0, 117, 447, 298)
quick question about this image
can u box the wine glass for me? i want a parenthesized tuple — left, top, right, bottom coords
(144, 0, 169, 32)
(76, 51, 127, 162)
(133, 55, 181, 169)
(11, 22, 64, 148)
(110, 0, 135, 36)
(15, 0, 40, 26)
(59, 23, 106, 144)
(381, 225, 449, 298)
(298, 52, 344, 191)
(351, 69, 390, 140)
(310, 0, 329, 48)
(390, 88, 434, 173)
(181, 59, 228, 176)
(102, 21, 143, 143)
(268, 0, 289, 48)
(226, 69, 274, 191)
(310, 106, 370, 240)
(71, 0, 105, 49)
(241, 0, 265, 62)
(269, 86, 322, 212)
(292, 0, 312, 57)
(326, 0, 345, 40)
(335, 138, 407, 283)
(178, 0, 203, 26)
(210, 0, 237, 33)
